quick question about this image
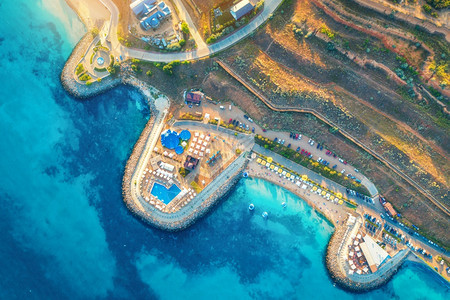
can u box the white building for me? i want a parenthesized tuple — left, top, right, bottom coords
(160, 162, 175, 172)
(360, 235, 390, 273)
(130, 0, 156, 18)
(230, 0, 255, 20)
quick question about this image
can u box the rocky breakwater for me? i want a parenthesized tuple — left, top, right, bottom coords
(60, 32, 122, 99)
(326, 216, 410, 292)
(122, 130, 248, 231)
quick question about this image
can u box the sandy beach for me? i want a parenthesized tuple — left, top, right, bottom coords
(65, 0, 110, 29)
(245, 159, 352, 227)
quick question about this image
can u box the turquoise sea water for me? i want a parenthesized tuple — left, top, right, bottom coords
(0, 0, 448, 299)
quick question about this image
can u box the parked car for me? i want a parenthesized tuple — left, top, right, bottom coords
(252, 127, 255, 133)
(287, 143, 291, 148)
(262, 129, 267, 132)
(332, 164, 337, 169)
(341, 169, 346, 174)
(229, 118, 233, 124)
(317, 143, 320, 149)
(296, 147, 300, 152)
(274, 137, 278, 142)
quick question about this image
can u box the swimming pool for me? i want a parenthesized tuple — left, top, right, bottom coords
(151, 182, 181, 204)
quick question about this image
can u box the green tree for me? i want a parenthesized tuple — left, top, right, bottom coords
(181, 21, 190, 35)
(162, 64, 173, 75)
(91, 27, 99, 37)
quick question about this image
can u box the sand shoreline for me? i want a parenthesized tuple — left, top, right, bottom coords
(245, 162, 414, 292)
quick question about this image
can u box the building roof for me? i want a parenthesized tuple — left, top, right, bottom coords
(185, 91, 204, 103)
(384, 202, 397, 217)
(140, 2, 171, 30)
(230, 0, 255, 20)
(184, 155, 199, 170)
(130, 0, 156, 16)
(360, 235, 390, 273)
(160, 162, 175, 172)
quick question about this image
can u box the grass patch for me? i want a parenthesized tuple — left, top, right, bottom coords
(94, 67, 107, 72)
(190, 181, 202, 193)
(75, 64, 84, 75)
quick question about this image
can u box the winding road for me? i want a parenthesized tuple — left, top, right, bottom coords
(98, 0, 283, 62)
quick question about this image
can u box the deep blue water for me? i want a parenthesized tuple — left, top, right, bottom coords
(151, 182, 181, 204)
(0, 1, 449, 299)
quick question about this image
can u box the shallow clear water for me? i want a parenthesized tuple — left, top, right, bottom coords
(0, 1, 448, 299)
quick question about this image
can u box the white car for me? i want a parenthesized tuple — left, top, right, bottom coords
(341, 169, 345, 174)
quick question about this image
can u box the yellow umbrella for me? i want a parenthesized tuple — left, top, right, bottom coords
(286, 173, 291, 178)
(302, 175, 308, 181)
(312, 186, 318, 191)
(338, 200, 344, 205)
(267, 157, 273, 163)
(336, 193, 342, 199)
(270, 164, 275, 169)
(278, 169, 282, 173)
(256, 158, 262, 163)
(321, 191, 326, 196)
(330, 195, 335, 200)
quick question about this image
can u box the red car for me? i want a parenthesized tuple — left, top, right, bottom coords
(262, 129, 267, 132)
(229, 118, 232, 124)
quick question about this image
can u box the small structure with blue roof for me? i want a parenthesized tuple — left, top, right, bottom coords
(179, 130, 191, 141)
(161, 129, 180, 150)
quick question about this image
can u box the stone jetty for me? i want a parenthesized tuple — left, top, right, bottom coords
(325, 216, 410, 292)
(60, 32, 121, 99)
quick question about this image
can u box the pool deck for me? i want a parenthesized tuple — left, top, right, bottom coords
(121, 78, 252, 230)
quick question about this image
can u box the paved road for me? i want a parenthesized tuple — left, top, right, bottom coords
(98, 0, 283, 62)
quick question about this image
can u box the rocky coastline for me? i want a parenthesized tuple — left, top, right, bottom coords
(120, 104, 248, 230)
(60, 32, 122, 99)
